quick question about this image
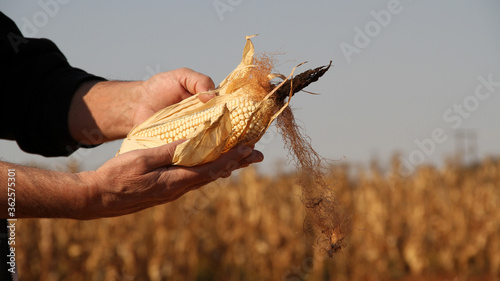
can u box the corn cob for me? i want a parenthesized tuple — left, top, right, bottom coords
(117, 35, 330, 166)
(131, 95, 269, 152)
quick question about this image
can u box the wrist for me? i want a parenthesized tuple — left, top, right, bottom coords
(75, 171, 102, 220)
(69, 80, 144, 145)
(68, 80, 105, 145)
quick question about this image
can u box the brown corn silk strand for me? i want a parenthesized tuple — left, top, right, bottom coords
(276, 108, 350, 256)
(251, 53, 350, 255)
(274, 74, 350, 257)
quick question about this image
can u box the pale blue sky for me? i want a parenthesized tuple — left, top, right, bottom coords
(1, 1, 500, 173)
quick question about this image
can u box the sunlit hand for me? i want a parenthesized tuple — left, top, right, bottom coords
(132, 68, 216, 125)
(69, 68, 217, 145)
(79, 140, 263, 219)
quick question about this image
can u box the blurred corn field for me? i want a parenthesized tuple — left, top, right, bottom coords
(16, 157, 500, 281)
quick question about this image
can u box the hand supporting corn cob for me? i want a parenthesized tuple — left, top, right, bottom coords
(118, 35, 331, 166)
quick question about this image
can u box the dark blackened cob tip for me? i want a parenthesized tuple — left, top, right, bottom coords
(274, 61, 333, 104)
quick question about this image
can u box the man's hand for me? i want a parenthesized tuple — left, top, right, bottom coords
(69, 68, 216, 145)
(79, 141, 263, 219)
(0, 141, 263, 219)
(132, 68, 216, 125)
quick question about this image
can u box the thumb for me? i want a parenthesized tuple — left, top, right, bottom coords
(139, 139, 186, 169)
(175, 68, 215, 95)
(198, 91, 216, 103)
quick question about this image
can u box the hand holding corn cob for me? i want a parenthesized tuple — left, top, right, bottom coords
(68, 68, 217, 145)
(77, 139, 262, 219)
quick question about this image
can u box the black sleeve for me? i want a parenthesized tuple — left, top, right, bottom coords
(0, 12, 107, 157)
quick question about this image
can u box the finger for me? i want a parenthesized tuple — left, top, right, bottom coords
(159, 145, 254, 186)
(137, 139, 186, 170)
(220, 170, 232, 178)
(219, 150, 263, 175)
(183, 145, 256, 182)
(238, 150, 264, 168)
(165, 178, 214, 202)
(150, 164, 207, 200)
(198, 92, 216, 103)
(150, 146, 261, 200)
(175, 68, 215, 95)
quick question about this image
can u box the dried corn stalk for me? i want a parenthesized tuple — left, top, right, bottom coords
(118, 35, 349, 254)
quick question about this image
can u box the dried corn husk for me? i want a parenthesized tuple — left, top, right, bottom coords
(117, 35, 292, 166)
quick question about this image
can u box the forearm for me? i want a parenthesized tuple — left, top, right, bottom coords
(68, 80, 144, 145)
(0, 161, 91, 219)
(0, 140, 262, 220)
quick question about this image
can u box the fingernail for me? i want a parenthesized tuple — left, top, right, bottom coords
(256, 152, 264, 162)
(243, 151, 263, 166)
(252, 151, 264, 163)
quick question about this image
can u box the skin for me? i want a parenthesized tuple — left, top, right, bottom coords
(0, 68, 263, 219)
